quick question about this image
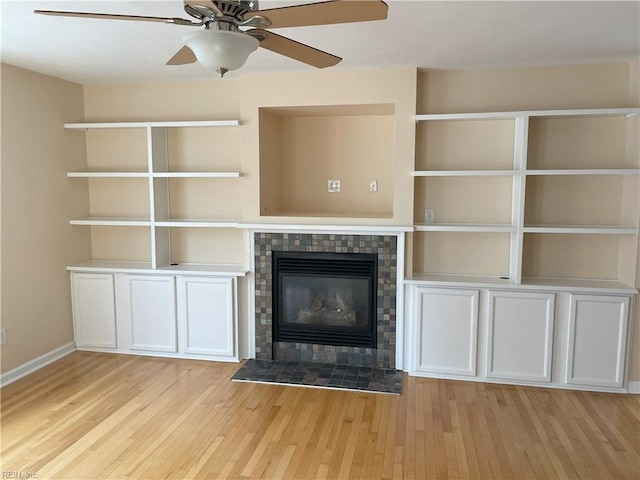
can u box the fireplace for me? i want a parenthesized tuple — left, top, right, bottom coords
(273, 251, 377, 348)
(254, 233, 397, 368)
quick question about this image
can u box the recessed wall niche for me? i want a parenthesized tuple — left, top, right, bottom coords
(259, 104, 395, 218)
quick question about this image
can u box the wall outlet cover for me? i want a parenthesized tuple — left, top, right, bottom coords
(328, 179, 341, 193)
(425, 208, 435, 224)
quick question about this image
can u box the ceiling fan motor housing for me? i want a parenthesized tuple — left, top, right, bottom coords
(185, 0, 258, 22)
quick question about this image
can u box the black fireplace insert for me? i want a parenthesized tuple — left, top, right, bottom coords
(273, 251, 377, 348)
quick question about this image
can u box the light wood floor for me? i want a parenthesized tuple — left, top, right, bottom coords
(1, 352, 638, 479)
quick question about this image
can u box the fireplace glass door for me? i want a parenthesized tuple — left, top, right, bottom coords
(273, 252, 377, 348)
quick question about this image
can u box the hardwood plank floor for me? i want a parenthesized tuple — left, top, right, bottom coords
(1, 351, 638, 479)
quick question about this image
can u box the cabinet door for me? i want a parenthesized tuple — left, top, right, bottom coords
(414, 287, 479, 376)
(125, 275, 177, 353)
(486, 291, 555, 383)
(71, 273, 117, 349)
(177, 276, 236, 358)
(566, 294, 630, 388)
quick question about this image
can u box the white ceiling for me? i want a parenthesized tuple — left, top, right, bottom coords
(1, 0, 639, 85)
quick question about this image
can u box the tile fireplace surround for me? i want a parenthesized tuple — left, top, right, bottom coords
(254, 233, 397, 369)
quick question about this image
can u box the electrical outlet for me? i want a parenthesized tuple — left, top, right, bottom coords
(328, 179, 341, 193)
(425, 208, 435, 224)
(369, 179, 378, 192)
(1, 328, 6, 345)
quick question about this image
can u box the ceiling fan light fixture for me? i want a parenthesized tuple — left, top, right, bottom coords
(183, 29, 258, 77)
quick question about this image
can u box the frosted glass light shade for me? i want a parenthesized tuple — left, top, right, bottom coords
(183, 30, 259, 73)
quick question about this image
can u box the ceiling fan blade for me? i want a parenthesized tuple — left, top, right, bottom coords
(166, 46, 197, 66)
(244, 0, 388, 29)
(248, 29, 341, 68)
(34, 10, 196, 25)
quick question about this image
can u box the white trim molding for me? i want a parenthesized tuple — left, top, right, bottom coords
(0, 342, 76, 387)
(628, 381, 640, 394)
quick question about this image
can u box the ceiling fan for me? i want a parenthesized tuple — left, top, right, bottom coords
(34, 0, 389, 77)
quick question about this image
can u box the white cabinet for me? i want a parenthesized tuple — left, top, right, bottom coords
(123, 275, 177, 353)
(406, 281, 634, 392)
(486, 290, 555, 383)
(413, 287, 479, 377)
(565, 294, 630, 388)
(71, 273, 117, 349)
(177, 276, 237, 359)
(70, 267, 242, 362)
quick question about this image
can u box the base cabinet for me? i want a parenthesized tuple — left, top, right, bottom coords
(71, 273, 117, 349)
(70, 271, 240, 362)
(565, 294, 630, 388)
(177, 276, 237, 358)
(123, 275, 177, 353)
(413, 287, 479, 377)
(407, 283, 635, 393)
(486, 291, 555, 383)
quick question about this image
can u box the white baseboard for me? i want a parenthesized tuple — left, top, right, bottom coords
(628, 381, 640, 394)
(0, 342, 76, 388)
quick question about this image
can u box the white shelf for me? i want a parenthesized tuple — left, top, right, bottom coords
(415, 107, 639, 121)
(70, 217, 152, 226)
(412, 170, 517, 177)
(68, 171, 243, 178)
(414, 223, 516, 233)
(405, 274, 637, 294)
(526, 169, 640, 176)
(67, 260, 247, 276)
(151, 172, 241, 178)
(155, 219, 240, 228)
(67, 172, 149, 178)
(65, 120, 240, 129)
(413, 105, 639, 286)
(523, 225, 638, 235)
(148, 120, 239, 128)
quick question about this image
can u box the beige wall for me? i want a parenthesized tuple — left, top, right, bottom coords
(274, 113, 395, 217)
(419, 63, 631, 113)
(1, 64, 89, 373)
(241, 68, 417, 225)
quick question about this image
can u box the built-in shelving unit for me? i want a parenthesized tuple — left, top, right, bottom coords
(411, 107, 640, 288)
(66, 120, 244, 270)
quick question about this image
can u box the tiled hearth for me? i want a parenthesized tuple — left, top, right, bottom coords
(254, 233, 397, 368)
